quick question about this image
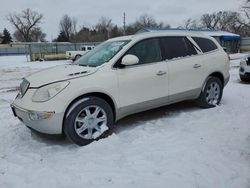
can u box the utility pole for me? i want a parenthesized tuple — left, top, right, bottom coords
(123, 12, 126, 35)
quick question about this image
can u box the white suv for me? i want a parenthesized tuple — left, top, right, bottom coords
(11, 31, 230, 146)
(239, 55, 250, 82)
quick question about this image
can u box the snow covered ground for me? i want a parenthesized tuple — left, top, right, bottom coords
(0, 55, 249, 188)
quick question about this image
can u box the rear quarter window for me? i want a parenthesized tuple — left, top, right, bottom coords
(192, 37, 218, 53)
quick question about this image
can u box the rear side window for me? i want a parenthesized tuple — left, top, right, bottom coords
(160, 37, 197, 60)
(192, 37, 218, 53)
(126, 38, 162, 64)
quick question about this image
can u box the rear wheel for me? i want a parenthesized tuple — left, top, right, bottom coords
(196, 77, 223, 108)
(64, 97, 114, 146)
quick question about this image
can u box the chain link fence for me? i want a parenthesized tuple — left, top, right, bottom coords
(241, 37, 250, 52)
(0, 44, 28, 56)
(0, 42, 99, 61)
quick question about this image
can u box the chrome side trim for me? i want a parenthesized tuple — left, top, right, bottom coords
(116, 89, 200, 120)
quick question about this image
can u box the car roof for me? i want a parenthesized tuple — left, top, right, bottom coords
(108, 30, 212, 42)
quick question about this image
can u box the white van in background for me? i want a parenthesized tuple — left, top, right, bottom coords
(66, 45, 95, 61)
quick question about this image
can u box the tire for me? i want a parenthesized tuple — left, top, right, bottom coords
(64, 97, 114, 146)
(196, 77, 223, 108)
(240, 75, 250, 82)
(74, 55, 82, 61)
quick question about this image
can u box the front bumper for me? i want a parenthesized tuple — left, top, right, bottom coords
(11, 104, 64, 134)
(239, 66, 250, 78)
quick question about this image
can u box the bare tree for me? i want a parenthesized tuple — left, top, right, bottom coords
(134, 14, 165, 29)
(181, 11, 249, 36)
(125, 14, 169, 35)
(240, 0, 250, 29)
(182, 18, 201, 30)
(59, 14, 77, 41)
(95, 17, 113, 39)
(57, 14, 170, 42)
(199, 11, 243, 32)
(6, 8, 45, 42)
(200, 12, 223, 30)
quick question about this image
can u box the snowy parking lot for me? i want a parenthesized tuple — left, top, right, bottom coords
(0, 55, 249, 188)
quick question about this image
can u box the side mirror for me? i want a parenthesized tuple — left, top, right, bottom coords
(121, 54, 139, 66)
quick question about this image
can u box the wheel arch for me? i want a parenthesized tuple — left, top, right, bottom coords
(209, 72, 224, 86)
(201, 72, 224, 93)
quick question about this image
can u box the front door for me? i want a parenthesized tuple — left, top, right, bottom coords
(116, 38, 168, 114)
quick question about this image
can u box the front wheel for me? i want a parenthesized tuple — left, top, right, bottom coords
(240, 75, 250, 82)
(64, 97, 114, 146)
(196, 77, 223, 108)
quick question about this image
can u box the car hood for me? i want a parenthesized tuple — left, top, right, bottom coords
(26, 64, 98, 87)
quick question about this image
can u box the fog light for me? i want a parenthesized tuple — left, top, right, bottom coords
(29, 112, 54, 121)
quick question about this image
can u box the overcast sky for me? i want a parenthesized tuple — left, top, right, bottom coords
(0, 0, 244, 41)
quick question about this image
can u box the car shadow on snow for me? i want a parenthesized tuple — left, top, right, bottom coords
(232, 78, 250, 85)
(239, 80, 250, 85)
(29, 128, 72, 146)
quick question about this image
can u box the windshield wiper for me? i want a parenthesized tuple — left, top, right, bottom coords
(78, 64, 88, 67)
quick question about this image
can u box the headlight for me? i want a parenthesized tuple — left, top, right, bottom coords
(240, 58, 247, 66)
(32, 81, 69, 102)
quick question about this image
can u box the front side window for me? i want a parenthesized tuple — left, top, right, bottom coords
(126, 38, 162, 65)
(161, 37, 197, 60)
(192, 37, 218, 53)
(76, 40, 129, 67)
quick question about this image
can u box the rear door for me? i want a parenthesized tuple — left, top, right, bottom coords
(160, 36, 203, 101)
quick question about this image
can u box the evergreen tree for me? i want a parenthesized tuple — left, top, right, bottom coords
(1, 28, 12, 44)
(54, 31, 69, 42)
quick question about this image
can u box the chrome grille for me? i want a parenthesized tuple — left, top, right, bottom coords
(20, 78, 30, 97)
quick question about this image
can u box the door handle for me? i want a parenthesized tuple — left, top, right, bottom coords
(156, 70, 167, 76)
(193, 64, 201, 68)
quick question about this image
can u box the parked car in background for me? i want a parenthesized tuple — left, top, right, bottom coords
(11, 31, 230, 146)
(66, 45, 95, 61)
(239, 55, 250, 82)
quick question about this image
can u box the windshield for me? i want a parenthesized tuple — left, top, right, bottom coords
(76, 40, 130, 67)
